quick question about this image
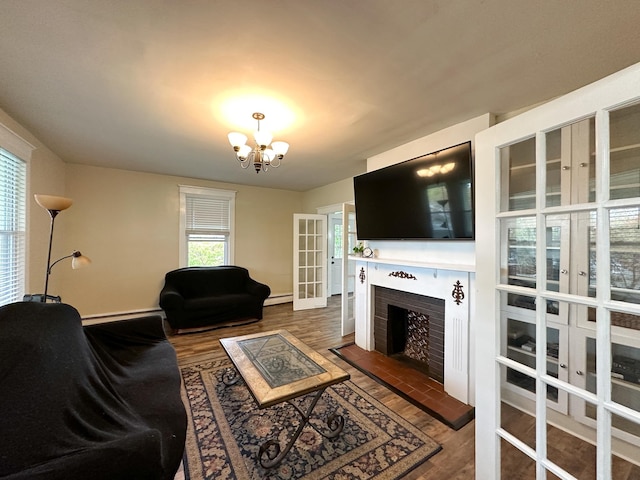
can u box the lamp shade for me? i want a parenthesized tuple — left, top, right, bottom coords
(271, 141, 289, 157)
(228, 132, 248, 149)
(264, 149, 275, 162)
(237, 144, 252, 159)
(34, 194, 73, 211)
(71, 252, 92, 269)
(253, 129, 273, 148)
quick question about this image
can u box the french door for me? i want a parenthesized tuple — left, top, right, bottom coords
(293, 214, 327, 311)
(475, 63, 640, 479)
(341, 203, 356, 335)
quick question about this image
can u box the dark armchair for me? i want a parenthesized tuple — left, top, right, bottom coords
(159, 266, 271, 332)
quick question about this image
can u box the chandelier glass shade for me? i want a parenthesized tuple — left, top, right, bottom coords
(228, 112, 289, 173)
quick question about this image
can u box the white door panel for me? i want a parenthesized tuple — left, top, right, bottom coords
(329, 214, 343, 296)
(341, 204, 356, 335)
(293, 214, 327, 311)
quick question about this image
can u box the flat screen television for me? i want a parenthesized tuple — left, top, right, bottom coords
(353, 141, 474, 240)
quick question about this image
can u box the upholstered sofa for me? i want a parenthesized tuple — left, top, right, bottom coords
(0, 302, 186, 480)
(159, 266, 271, 332)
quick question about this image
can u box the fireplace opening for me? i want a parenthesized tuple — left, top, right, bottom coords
(374, 286, 445, 384)
(387, 306, 431, 372)
(387, 305, 409, 354)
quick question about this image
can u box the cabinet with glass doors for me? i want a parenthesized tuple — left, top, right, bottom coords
(502, 312, 569, 413)
(476, 62, 640, 479)
(572, 326, 640, 448)
(498, 100, 640, 460)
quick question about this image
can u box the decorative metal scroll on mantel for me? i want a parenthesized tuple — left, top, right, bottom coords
(389, 271, 417, 280)
(359, 267, 366, 284)
(452, 280, 465, 305)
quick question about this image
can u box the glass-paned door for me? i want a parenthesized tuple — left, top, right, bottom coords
(500, 137, 536, 211)
(293, 214, 327, 311)
(500, 216, 569, 323)
(501, 311, 569, 413)
(572, 329, 640, 448)
(475, 65, 640, 479)
(341, 203, 356, 335)
(609, 103, 640, 200)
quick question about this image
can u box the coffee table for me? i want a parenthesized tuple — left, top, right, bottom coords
(219, 329, 350, 468)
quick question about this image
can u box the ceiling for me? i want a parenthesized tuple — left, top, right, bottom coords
(2, 1, 640, 192)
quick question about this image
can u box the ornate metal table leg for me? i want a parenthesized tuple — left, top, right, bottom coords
(258, 387, 346, 469)
(221, 367, 241, 386)
(309, 412, 345, 439)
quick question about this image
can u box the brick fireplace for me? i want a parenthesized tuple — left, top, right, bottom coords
(354, 258, 473, 403)
(374, 286, 445, 384)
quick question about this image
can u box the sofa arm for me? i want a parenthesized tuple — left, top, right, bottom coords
(245, 278, 271, 299)
(159, 288, 184, 311)
(85, 315, 167, 343)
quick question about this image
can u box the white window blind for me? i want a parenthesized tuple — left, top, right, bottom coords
(179, 186, 236, 267)
(0, 148, 27, 306)
(185, 195, 231, 233)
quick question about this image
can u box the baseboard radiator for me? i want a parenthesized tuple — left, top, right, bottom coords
(82, 293, 293, 325)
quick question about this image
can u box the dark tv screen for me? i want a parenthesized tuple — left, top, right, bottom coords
(353, 141, 474, 240)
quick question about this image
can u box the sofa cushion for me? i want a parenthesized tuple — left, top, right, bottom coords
(167, 266, 249, 297)
(186, 293, 258, 312)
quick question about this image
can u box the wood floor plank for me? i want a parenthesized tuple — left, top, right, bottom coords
(167, 296, 639, 479)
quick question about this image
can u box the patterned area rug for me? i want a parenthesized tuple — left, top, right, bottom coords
(180, 358, 441, 480)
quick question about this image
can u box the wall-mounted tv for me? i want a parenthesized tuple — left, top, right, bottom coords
(353, 141, 474, 240)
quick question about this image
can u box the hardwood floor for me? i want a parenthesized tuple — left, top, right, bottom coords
(168, 296, 475, 478)
(167, 296, 640, 479)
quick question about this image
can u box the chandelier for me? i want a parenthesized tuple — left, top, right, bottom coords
(227, 112, 290, 173)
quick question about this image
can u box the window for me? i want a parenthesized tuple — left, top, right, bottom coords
(179, 186, 235, 267)
(0, 148, 27, 306)
(333, 222, 343, 259)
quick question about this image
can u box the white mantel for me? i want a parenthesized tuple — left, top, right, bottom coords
(351, 255, 475, 273)
(354, 257, 474, 404)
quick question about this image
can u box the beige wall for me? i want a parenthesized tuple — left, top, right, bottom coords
(0, 108, 67, 298)
(5, 103, 493, 319)
(57, 167, 359, 317)
(58, 164, 302, 317)
(2, 96, 331, 319)
(301, 177, 358, 213)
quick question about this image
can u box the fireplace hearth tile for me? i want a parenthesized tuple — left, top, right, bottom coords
(330, 343, 474, 430)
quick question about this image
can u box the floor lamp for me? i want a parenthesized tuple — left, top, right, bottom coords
(34, 194, 74, 302)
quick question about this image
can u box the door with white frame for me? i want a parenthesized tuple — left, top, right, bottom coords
(475, 63, 640, 479)
(293, 214, 327, 311)
(328, 213, 343, 296)
(315, 203, 357, 334)
(341, 203, 356, 336)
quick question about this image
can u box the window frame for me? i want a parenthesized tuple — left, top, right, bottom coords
(0, 123, 34, 306)
(178, 185, 236, 267)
